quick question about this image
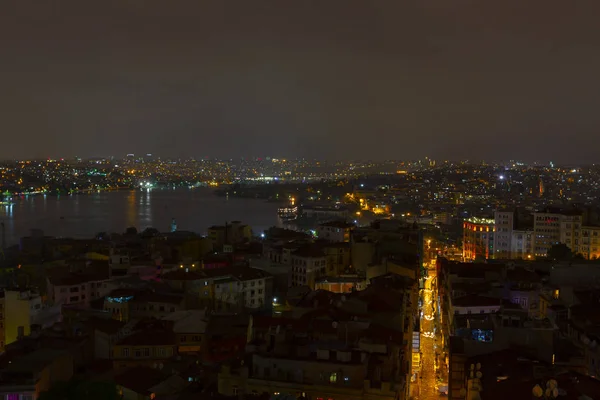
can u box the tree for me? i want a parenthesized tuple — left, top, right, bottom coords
(72, 380, 119, 400)
(39, 380, 118, 400)
(124, 226, 138, 235)
(141, 227, 160, 238)
(547, 243, 574, 261)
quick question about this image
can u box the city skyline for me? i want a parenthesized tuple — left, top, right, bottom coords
(2, 0, 600, 162)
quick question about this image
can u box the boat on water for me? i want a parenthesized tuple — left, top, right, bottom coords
(277, 205, 298, 220)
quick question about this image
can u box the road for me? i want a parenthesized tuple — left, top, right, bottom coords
(415, 268, 445, 399)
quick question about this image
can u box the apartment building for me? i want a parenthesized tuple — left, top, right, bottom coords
(0, 290, 37, 351)
(219, 283, 415, 400)
(208, 221, 252, 248)
(533, 208, 582, 257)
(112, 320, 177, 372)
(213, 267, 273, 310)
(316, 220, 354, 243)
(580, 225, 600, 260)
(494, 211, 514, 258)
(161, 266, 273, 311)
(510, 229, 534, 259)
(290, 246, 327, 289)
(103, 289, 185, 322)
(46, 262, 111, 307)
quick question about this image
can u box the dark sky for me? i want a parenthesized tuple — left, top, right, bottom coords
(2, 1, 600, 163)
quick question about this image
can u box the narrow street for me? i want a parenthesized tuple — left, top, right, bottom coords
(415, 267, 445, 399)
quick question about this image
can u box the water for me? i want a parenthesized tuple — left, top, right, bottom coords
(0, 188, 280, 246)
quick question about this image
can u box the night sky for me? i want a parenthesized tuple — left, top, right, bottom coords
(2, 1, 600, 163)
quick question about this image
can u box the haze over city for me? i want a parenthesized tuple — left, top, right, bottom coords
(2, 0, 600, 162)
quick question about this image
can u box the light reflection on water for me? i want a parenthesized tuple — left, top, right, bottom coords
(0, 188, 280, 246)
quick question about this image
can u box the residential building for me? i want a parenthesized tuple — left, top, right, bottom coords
(0, 290, 37, 351)
(85, 317, 127, 360)
(0, 349, 74, 400)
(162, 266, 273, 312)
(321, 242, 351, 276)
(208, 221, 252, 248)
(533, 208, 583, 256)
(103, 289, 185, 322)
(316, 221, 354, 242)
(494, 210, 514, 258)
(559, 212, 584, 254)
(462, 217, 495, 261)
(46, 262, 111, 307)
(115, 366, 188, 400)
(580, 225, 600, 260)
(290, 246, 327, 289)
(162, 310, 207, 355)
(212, 267, 273, 311)
(510, 229, 534, 259)
(112, 320, 177, 372)
(219, 278, 416, 400)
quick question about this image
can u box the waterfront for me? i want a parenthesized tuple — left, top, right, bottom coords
(0, 188, 280, 246)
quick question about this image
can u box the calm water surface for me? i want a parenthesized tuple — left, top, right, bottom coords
(0, 188, 280, 246)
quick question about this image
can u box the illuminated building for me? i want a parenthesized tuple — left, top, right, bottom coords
(462, 217, 495, 261)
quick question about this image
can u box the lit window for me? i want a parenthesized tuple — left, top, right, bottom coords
(329, 372, 337, 383)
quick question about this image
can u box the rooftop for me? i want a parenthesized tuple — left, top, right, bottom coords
(3, 348, 69, 374)
(114, 366, 170, 395)
(318, 220, 355, 229)
(452, 294, 503, 308)
(465, 216, 495, 225)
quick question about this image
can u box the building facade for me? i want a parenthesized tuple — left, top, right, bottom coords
(510, 229, 534, 259)
(494, 211, 514, 258)
(581, 226, 600, 260)
(462, 217, 495, 261)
